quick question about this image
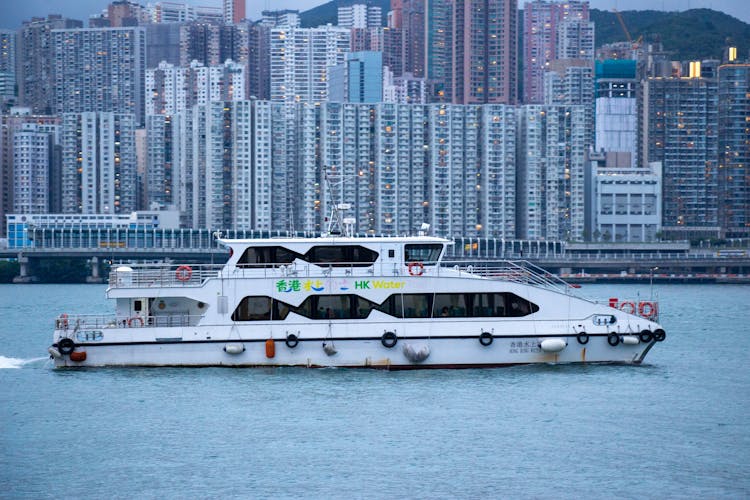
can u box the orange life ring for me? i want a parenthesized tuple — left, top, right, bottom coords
(638, 301, 657, 319)
(175, 265, 192, 282)
(127, 316, 144, 327)
(619, 301, 636, 314)
(408, 262, 425, 276)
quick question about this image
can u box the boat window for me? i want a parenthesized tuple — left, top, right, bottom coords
(374, 294, 403, 318)
(273, 301, 291, 320)
(305, 245, 379, 267)
(401, 294, 432, 318)
(404, 244, 442, 265)
(232, 296, 273, 321)
(353, 296, 379, 319)
(469, 293, 506, 317)
(506, 293, 539, 317)
(315, 294, 352, 319)
(433, 293, 468, 317)
(237, 246, 301, 267)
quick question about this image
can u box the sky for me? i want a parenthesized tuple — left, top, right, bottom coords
(0, 0, 747, 30)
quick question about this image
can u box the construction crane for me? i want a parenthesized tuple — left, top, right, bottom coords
(613, 8, 642, 50)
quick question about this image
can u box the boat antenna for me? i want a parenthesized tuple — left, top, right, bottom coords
(323, 168, 355, 237)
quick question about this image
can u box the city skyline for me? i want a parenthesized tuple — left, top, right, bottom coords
(2, 0, 749, 29)
(1, 0, 747, 242)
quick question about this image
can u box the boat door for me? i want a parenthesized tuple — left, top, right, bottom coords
(130, 298, 148, 321)
(382, 244, 399, 274)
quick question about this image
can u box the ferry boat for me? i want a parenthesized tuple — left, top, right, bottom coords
(48, 232, 667, 368)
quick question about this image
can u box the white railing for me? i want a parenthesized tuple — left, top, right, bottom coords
(55, 314, 204, 331)
(107, 259, 575, 292)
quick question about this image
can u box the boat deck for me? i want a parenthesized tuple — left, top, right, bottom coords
(108, 260, 575, 292)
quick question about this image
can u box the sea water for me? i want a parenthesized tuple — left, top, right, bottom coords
(1, 283, 748, 498)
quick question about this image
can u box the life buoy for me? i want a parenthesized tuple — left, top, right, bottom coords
(407, 262, 424, 276)
(58, 337, 75, 355)
(479, 331, 493, 346)
(577, 331, 589, 345)
(639, 329, 653, 343)
(175, 265, 193, 282)
(607, 332, 620, 346)
(619, 301, 636, 314)
(59, 313, 69, 330)
(127, 316, 144, 327)
(381, 331, 398, 348)
(638, 301, 657, 319)
(653, 329, 666, 342)
(285, 333, 299, 348)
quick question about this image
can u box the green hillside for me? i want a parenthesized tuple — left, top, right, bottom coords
(591, 8, 750, 61)
(301, 0, 389, 28)
(300, 3, 750, 62)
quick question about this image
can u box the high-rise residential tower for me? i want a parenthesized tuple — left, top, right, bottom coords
(0, 30, 16, 109)
(523, 0, 590, 104)
(52, 27, 146, 125)
(61, 112, 137, 214)
(452, 0, 518, 104)
(17, 15, 83, 115)
(224, 0, 245, 24)
(338, 4, 382, 28)
(269, 26, 351, 103)
(717, 56, 750, 238)
(642, 71, 719, 237)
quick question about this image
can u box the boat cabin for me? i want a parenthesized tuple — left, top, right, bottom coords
(221, 236, 450, 271)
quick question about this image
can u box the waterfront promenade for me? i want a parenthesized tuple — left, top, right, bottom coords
(1, 227, 747, 283)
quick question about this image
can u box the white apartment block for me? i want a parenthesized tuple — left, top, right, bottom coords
(544, 63, 594, 146)
(594, 161, 662, 242)
(320, 103, 379, 234)
(146, 114, 178, 209)
(61, 112, 137, 214)
(153, 101, 590, 242)
(146, 60, 246, 115)
(375, 103, 428, 235)
(337, 4, 382, 29)
(261, 10, 301, 28)
(517, 105, 587, 241)
(556, 19, 595, 60)
(480, 105, 517, 239)
(12, 124, 54, 213)
(427, 104, 482, 238)
(270, 26, 351, 103)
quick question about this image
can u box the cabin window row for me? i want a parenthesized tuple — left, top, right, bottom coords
(231, 292, 539, 321)
(236, 243, 444, 268)
(237, 245, 379, 268)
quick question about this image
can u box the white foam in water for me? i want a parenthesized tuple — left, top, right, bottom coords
(0, 356, 48, 369)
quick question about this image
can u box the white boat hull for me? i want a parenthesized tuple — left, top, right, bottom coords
(52, 322, 660, 368)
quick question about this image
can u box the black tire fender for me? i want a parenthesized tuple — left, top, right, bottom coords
(381, 331, 398, 348)
(58, 337, 75, 355)
(607, 332, 620, 347)
(479, 331, 493, 346)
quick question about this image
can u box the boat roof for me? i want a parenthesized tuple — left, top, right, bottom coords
(217, 235, 452, 247)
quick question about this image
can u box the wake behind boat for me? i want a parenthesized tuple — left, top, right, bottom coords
(49, 232, 666, 368)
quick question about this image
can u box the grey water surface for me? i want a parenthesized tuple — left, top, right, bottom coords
(1, 283, 748, 499)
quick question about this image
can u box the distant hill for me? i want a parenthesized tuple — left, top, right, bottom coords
(301, 0, 389, 28)
(300, 3, 750, 62)
(591, 8, 750, 61)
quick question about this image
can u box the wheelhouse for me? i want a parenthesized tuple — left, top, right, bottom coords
(223, 237, 451, 270)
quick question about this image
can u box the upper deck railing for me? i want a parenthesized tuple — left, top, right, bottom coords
(108, 259, 576, 293)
